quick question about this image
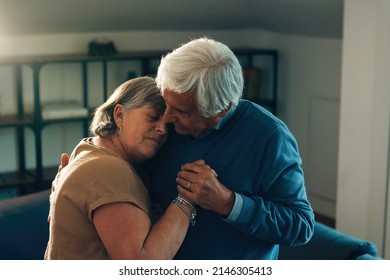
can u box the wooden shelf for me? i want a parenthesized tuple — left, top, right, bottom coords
(28, 165, 58, 180)
(0, 114, 34, 128)
(42, 116, 91, 125)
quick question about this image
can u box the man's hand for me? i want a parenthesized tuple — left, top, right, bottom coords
(60, 153, 69, 170)
(48, 153, 70, 222)
(176, 160, 235, 217)
(59, 153, 69, 173)
(52, 153, 70, 192)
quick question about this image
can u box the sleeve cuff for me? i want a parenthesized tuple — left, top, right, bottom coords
(222, 192, 243, 223)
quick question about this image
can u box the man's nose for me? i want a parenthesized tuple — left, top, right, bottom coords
(163, 106, 175, 122)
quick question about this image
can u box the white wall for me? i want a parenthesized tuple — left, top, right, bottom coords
(337, 0, 390, 258)
(0, 30, 343, 221)
(266, 34, 342, 218)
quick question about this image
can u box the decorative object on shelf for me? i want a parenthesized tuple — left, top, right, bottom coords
(88, 38, 117, 56)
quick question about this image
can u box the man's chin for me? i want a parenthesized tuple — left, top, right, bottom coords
(173, 125, 189, 135)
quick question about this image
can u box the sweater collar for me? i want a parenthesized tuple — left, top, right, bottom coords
(213, 105, 237, 131)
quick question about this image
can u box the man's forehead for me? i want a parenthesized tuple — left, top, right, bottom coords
(163, 89, 195, 108)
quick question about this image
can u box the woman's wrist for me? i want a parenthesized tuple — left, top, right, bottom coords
(172, 196, 197, 226)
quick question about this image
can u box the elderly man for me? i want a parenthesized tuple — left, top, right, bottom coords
(146, 37, 314, 260)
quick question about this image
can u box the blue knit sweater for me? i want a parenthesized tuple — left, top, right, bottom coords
(146, 100, 315, 259)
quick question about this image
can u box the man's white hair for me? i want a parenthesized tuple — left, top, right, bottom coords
(156, 37, 244, 117)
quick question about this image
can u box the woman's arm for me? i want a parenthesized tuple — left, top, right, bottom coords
(55, 152, 192, 259)
(93, 200, 191, 259)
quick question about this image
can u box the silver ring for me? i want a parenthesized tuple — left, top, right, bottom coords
(187, 182, 191, 190)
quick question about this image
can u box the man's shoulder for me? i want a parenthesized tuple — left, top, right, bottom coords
(232, 100, 285, 132)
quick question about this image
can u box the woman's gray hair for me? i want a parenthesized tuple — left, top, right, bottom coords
(90, 76, 165, 138)
(155, 37, 244, 117)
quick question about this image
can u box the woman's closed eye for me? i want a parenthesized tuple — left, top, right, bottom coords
(146, 113, 163, 122)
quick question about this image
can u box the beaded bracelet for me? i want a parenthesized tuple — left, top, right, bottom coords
(172, 196, 197, 226)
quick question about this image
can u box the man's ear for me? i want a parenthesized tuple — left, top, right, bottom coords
(217, 103, 232, 118)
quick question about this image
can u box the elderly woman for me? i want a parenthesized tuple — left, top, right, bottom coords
(45, 77, 196, 260)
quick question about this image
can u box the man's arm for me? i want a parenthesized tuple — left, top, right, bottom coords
(176, 127, 315, 246)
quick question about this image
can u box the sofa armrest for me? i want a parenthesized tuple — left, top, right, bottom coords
(0, 189, 50, 260)
(279, 222, 379, 260)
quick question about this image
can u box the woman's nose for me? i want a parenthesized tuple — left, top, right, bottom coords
(156, 119, 168, 135)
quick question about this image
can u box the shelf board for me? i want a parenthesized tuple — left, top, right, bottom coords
(42, 116, 91, 125)
(0, 166, 58, 189)
(0, 171, 36, 188)
(233, 48, 278, 56)
(27, 166, 59, 183)
(0, 114, 34, 127)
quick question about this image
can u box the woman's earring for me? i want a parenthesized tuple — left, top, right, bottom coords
(117, 127, 121, 135)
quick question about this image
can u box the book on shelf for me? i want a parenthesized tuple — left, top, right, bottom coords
(41, 101, 89, 120)
(243, 67, 262, 101)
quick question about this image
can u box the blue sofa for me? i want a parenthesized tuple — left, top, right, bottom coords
(0, 189, 383, 260)
(0, 189, 50, 259)
(278, 221, 381, 260)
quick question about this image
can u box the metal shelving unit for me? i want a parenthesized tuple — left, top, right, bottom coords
(0, 49, 278, 194)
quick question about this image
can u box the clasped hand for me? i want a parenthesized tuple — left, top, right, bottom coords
(176, 160, 235, 217)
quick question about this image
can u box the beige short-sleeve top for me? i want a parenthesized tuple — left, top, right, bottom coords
(45, 138, 151, 260)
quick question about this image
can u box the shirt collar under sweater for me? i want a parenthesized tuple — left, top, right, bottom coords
(192, 103, 237, 140)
